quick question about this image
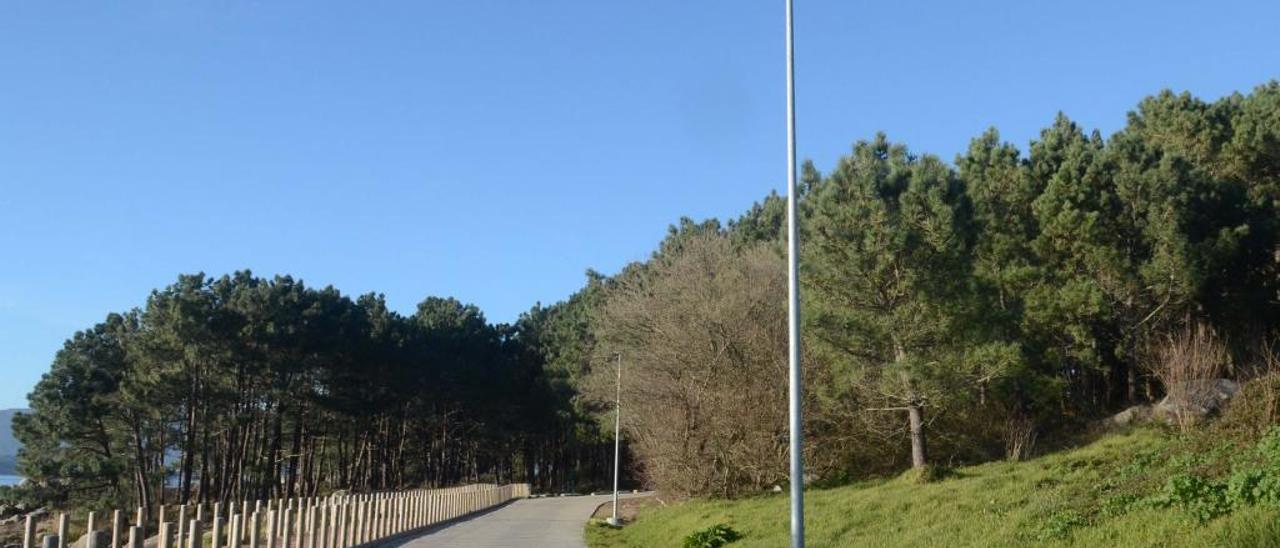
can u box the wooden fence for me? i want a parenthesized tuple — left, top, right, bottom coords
(22, 483, 532, 548)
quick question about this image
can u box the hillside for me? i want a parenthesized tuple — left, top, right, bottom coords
(587, 430, 1280, 547)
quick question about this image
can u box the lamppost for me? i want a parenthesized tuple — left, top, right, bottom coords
(784, 0, 805, 547)
(607, 352, 623, 526)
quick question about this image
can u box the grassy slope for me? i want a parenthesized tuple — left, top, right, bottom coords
(587, 430, 1280, 547)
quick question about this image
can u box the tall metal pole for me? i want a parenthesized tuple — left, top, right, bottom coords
(608, 353, 622, 526)
(785, 0, 805, 546)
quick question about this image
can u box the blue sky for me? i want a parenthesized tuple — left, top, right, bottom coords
(1, 0, 1277, 409)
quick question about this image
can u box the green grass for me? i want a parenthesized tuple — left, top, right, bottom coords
(586, 430, 1280, 547)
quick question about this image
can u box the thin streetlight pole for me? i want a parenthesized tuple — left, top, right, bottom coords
(785, 0, 805, 547)
(608, 353, 623, 526)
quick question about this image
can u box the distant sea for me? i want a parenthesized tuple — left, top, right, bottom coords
(0, 475, 22, 486)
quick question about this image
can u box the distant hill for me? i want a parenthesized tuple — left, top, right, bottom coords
(0, 409, 26, 475)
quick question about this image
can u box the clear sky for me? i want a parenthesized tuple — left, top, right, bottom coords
(1, 0, 1278, 409)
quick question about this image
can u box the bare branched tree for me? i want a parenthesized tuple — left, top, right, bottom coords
(1151, 322, 1229, 431)
(587, 233, 803, 497)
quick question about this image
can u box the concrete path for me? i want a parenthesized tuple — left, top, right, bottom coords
(388, 494, 637, 548)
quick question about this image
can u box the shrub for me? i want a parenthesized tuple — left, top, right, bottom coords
(1150, 323, 1229, 432)
(1218, 468, 1280, 507)
(1218, 374, 1280, 440)
(1004, 413, 1037, 462)
(1035, 510, 1087, 541)
(682, 523, 741, 548)
(1099, 494, 1141, 518)
(1155, 474, 1232, 523)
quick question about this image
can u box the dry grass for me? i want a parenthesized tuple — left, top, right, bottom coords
(1151, 323, 1229, 432)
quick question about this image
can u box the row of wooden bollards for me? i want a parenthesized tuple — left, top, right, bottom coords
(21, 483, 532, 548)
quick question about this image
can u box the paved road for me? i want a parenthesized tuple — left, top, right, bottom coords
(389, 494, 638, 548)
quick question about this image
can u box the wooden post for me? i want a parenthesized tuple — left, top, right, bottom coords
(177, 506, 187, 548)
(228, 515, 240, 548)
(377, 498, 385, 539)
(316, 501, 327, 548)
(348, 501, 358, 545)
(188, 521, 202, 548)
(249, 512, 260, 548)
(387, 497, 395, 536)
(135, 508, 145, 532)
(24, 514, 37, 548)
(128, 526, 143, 548)
(397, 495, 404, 533)
(297, 506, 307, 548)
(56, 513, 68, 548)
(349, 500, 357, 547)
(273, 503, 283, 543)
(335, 502, 342, 548)
(265, 511, 276, 548)
(360, 500, 370, 544)
(389, 497, 397, 535)
(333, 503, 344, 548)
(211, 517, 224, 548)
(159, 522, 175, 548)
(111, 510, 123, 548)
(301, 502, 309, 547)
(309, 506, 322, 548)
(294, 503, 305, 548)
(280, 509, 291, 548)
(197, 504, 206, 524)
(344, 500, 351, 548)
(332, 503, 342, 548)
(348, 503, 358, 547)
(319, 505, 329, 548)
(87, 511, 99, 544)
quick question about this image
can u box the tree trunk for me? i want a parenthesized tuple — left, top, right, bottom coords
(907, 401, 928, 469)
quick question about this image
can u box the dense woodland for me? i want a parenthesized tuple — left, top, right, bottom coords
(11, 82, 1280, 511)
(575, 81, 1280, 496)
(12, 275, 620, 511)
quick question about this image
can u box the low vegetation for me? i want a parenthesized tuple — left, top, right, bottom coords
(588, 427, 1280, 547)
